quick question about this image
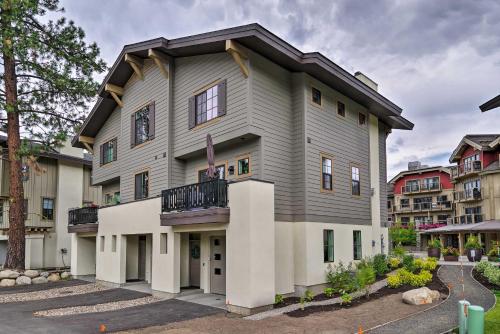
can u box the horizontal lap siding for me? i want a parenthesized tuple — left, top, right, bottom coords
(93, 108, 121, 185)
(379, 121, 388, 226)
(305, 75, 371, 225)
(83, 166, 101, 205)
(249, 51, 295, 218)
(173, 53, 249, 157)
(119, 61, 170, 203)
(291, 74, 307, 217)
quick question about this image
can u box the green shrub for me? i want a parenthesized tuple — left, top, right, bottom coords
(373, 254, 389, 276)
(392, 245, 406, 258)
(323, 287, 335, 298)
(387, 273, 403, 288)
(389, 223, 417, 246)
(408, 270, 433, 287)
(487, 248, 498, 257)
(442, 247, 460, 256)
(326, 262, 357, 294)
(414, 257, 438, 271)
(389, 257, 401, 269)
(340, 293, 352, 305)
(402, 255, 416, 272)
(465, 236, 482, 250)
(427, 239, 442, 249)
(356, 265, 376, 297)
(304, 289, 314, 302)
(480, 262, 500, 286)
(274, 294, 284, 305)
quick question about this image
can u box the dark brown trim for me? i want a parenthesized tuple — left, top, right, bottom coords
(160, 207, 230, 226)
(68, 223, 98, 234)
(479, 93, 500, 112)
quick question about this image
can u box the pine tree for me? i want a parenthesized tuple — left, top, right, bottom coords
(0, 0, 106, 269)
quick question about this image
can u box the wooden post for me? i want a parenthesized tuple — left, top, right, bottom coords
(458, 232, 464, 255)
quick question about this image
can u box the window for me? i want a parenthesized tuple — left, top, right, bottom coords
(413, 197, 432, 210)
(464, 179, 481, 198)
(358, 112, 366, 126)
(111, 235, 117, 252)
(160, 233, 168, 254)
(405, 179, 419, 192)
(323, 229, 334, 262)
(131, 102, 155, 147)
(422, 177, 439, 190)
(198, 165, 226, 182)
(351, 166, 360, 196)
(42, 198, 54, 220)
(387, 201, 392, 209)
(100, 236, 105, 252)
(337, 101, 345, 117)
(312, 87, 322, 106)
(353, 230, 362, 260)
(400, 216, 410, 225)
(321, 155, 333, 191)
(463, 153, 480, 172)
(100, 138, 117, 165)
(104, 192, 121, 205)
(134, 171, 149, 200)
(437, 214, 450, 223)
(415, 216, 432, 225)
(400, 198, 409, 209)
(237, 157, 250, 176)
(196, 85, 219, 125)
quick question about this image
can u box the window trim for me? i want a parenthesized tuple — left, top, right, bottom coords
(323, 229, 334, 263)
(353, 230, 362, 260)
(100, 137, 117, 166)
(134, 169, 150, 200)
(131, 101, 155, 148)
(189, 79, 227, 130)
(350, 163, 361, 197)
(236, 154, 251, 178)
(337, 101, 346, 117)
(41, 197, 55, 221)
(311, 86, 322, 107)
(320, 153, 334, 193)
(197, 161, 229, 182)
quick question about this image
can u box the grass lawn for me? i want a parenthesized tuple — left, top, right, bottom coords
(485, 290, 500, 333)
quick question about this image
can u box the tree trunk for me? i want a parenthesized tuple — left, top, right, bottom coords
(2, 0, 25, 270)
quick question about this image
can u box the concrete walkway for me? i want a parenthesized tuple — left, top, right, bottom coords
(367, 265, 496, 334)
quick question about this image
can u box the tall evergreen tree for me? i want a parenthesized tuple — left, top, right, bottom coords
(0, 0, 106, 269)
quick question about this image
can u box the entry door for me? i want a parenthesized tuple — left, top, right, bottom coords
(190, 240, 201, 287)
(210, 236, 226, 295)
(138, 235, 146, 281)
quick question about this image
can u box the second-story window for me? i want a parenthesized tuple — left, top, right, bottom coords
(422, 177, 439, 190)
(134, 171, 149, 200)
(100, 138, 117, 165)
(351, 166, 360, 196)
(358, 112, 366, 126)
(131, 102, 155, 147)
(400, 198, 409, 209)
(238, 157, 250, 176)
(312, 87, 322, 106)
(42, 198, 54, 220)
(321, 155, 333, 191)
(188, 80, 226, 129)
(337, 101, 345, 117)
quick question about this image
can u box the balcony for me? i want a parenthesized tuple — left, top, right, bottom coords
(160, 179, 229, 226)
(401, 182, 442, 194)
(451, 161, 482, 180)
(417, 223, 448, 231)
(454, 214, 483, 225)
(453, 189, 482, 202)
(393, 201, 452, 213)
(67, 206, 99, 233)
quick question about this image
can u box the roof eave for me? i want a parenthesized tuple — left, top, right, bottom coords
(479, 94, 500, 112)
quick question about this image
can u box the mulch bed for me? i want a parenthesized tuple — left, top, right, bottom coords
(472, 268, 500, 291)
(286, 266, 448, 318)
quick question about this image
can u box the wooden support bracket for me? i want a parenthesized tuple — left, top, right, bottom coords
(125, 53, 145, 80)
(105, 83, 124, 107)
(79, 135, 94, 154)
(148, 49, 169, 79)
(226, 40, 249, 78)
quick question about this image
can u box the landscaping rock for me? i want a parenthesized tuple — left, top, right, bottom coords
(60, 272, 71, 280)
(32, 276, 48, 284)
(24, 270, 39, 278)
(16, 276, 32, 285)
(40, 271, 50, 278)
(47, 273, 60, 282)
(402, 287, 440, 305)
(0, 279, 16, 287)
(0, 269, 20, 279)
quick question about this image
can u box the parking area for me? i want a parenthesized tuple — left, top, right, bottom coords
(0, 280, 223, 333)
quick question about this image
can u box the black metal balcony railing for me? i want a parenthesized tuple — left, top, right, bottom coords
(68, 207, 99, 225)
(162, 179, 228, 213)
(451, 160, 482, 179)
(393, 201, 452, 212)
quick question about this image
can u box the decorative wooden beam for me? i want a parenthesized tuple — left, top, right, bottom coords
(79, 136, 94, 154)
(125, 53, 144, 80)
(105, 83, 124, 107)
(82, 142, 93, 154)
(225, 40, 249, 78)
(148, 49, 169, 79)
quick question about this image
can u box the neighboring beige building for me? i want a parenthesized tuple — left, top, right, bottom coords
(0, 137, 101, 269)
(68, 24, 413, 315)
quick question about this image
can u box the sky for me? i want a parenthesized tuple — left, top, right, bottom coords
(57, 0, 500, 180)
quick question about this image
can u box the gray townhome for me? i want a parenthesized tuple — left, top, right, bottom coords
(68, 24, 413, 315)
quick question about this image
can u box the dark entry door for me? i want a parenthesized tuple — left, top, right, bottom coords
(190, 239, 201, 287)
(138, 235, 146, 281)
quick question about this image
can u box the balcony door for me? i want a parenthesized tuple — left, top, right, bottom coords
(198, 165, 226, 182)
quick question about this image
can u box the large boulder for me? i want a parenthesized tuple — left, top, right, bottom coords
(40, 271, 50, 278)
(23, 270, 39, 278)
(32, 276, 48, 284)
(16, 276, 32, 285)
(60, 272, 71, 280)
(47, 273, 60, 282)
(402, 287, 440, 305)
(0, 270, 20, 279)
(0, 279, 16, 287)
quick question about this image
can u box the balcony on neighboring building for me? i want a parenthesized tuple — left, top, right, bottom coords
(453, 188, 482, 202)
(67, 206, 99, 233)
(401, 182, 442, 194)
(160, 179, 229, 226)
(451, 161, 482, 180)
(393, 201, 453, 213)
(454, 214, 483, 225)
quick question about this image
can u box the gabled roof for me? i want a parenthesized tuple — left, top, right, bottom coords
(388, 166, 451, 184)
(449, 134, 500, 163)
(73, 23, 413, 148)
(479, 94, 500, 112)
